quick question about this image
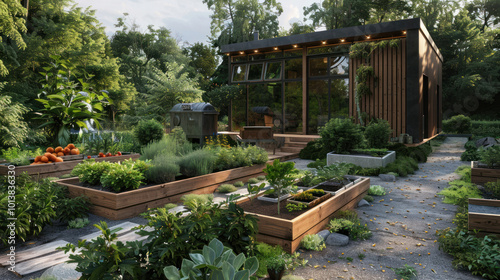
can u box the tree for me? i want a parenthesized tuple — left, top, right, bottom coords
(184, 43, 218, 90)
(0, 83, 29, 148)
(303, 0, 370, 30)
(369, 0, 412, 23)
(466, 0, 500, 31)
(0, 0, 27, 76)
(278, 22, 315, 36)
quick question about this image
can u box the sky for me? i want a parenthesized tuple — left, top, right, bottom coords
(75, 0, 318, 45)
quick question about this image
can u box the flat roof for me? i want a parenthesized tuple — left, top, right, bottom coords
(221, 18, 442, 61)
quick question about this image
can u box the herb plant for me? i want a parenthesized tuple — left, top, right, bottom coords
(100, 164, 144, 192)
(368, 185, 386, 196)
(68, 218, 89, 229)
(285, 203, 308, 212)
(300, 234, 326, 251)
(217, 183, 238, 193)
(263, 159, 299, 215)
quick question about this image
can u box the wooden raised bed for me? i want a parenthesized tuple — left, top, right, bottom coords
(468, 198, 500, 237)
(56, 163, 268, 220)
(238, 177, 370, 253)
(0, 153, 140, 179)
(471, 162, 500, 185)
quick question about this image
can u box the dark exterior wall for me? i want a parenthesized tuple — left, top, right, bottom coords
(419, 29, 442, 139)
(349, 39, 407, 138)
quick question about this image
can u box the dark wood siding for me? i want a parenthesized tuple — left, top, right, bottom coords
(349, 38, 407, 137)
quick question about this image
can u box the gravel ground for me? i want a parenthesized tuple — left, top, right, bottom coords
(289, 137, 482, 280)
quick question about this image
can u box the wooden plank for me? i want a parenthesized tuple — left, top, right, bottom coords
(11, 250, 76, 276)
(383, 45, 388, 122)
(378, 47, 383, 119)
(468, 212, 500, 234)
(349, 54, 354, 118)
(471, 167, 500, 185)
(0, 240, 68, 266)
(402, 39, 407, 134)
(392, 44, 397, 137)
(79, 222, 139, 241)
(469, 198, 500, 207)
(396, 41, 402, 136)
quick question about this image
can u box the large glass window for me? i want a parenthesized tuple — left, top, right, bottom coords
(285, 82, 302, 133)
(232, 65, 247, 82)
(231, 86, 247, 131)
(309, 57, 328, 77)
(330, 55, 349, 76)
(247, 64, 264, 81)
(285, 58, 302, 79)
(330, 78, 349, 118)
(308, 80, 329, 134)
(248, 83, 283, 132)
(265, 62, 282, 80)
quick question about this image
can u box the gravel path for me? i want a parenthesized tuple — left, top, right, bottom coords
(290, 137, 482, 280)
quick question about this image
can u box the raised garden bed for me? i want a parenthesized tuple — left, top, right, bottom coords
(327, 151, 395, 168)
(0, 153, 140, 179)
(56, 163, 268, 220)
(468, 198, 500, 237)
(237, 177, 370, 253)
(287, 190, 332, 207)
(471, 161, 500, 185)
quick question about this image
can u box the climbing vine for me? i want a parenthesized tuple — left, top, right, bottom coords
(349, 39, 400, 125)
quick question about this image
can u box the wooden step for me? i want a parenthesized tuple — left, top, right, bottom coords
(11, 249, 80, 276)
(79, 221, 139, 241)
(280, 147, 303, 153)
(284, 141, 308, 148)
(0, 240, 69, 267)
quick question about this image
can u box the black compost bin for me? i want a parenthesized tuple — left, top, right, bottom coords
(169, 102, 219, 144)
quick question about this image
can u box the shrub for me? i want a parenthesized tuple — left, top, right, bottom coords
(140, 137, 193, 161)
(328, 210, 372, 240)
(146, 154, 179, 183)
(178, 149, 217, 177)
(382, 156, 418, 176)
(247, 178, 259, 184)
(286, 203, 308, 212)
(368, 185, 386, 196)
(307, 158, 327, 169)
(299, 139, 325, 160)
(352, 148, 389, 157)
(234, 181, 244, 187)
(181, 194, 214, 209)
(257, 175, 266, 181)
(471, 120, 500, 137)
(134, 119, 164, 146)
(68, 218, 90, 229)
(461, 148, 481, 161)
(320, 118, 364, 154)
(217, 184, 237, 193)
(300, 234, 326, 251)
(363, 195, 374, 202)
(78, 161, 113, 185)
(266, 255, 287, 272)
(364, 119, 392, 148)
(484, 180, 500, 199)
(443, 114, 472, 134)
(479, 145, 500, 168)
(55, 194, 90, 223)
(100, 164, 144, 192)
(245, 145, 269, 164)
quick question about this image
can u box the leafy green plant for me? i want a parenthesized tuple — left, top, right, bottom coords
(352, 148, 388, 157)
(36, 55, 109, 146)
(484, 180, 500, 199)
(181, 194, 214, 210)
(163, 238, 259, 280)
(217, 184, 238, 193)
(234, 181, 244, 187)
(315, 163, 351, 183)
(368, 185, 386, 196)
(100, 164, 144, 192)
(257, 175, 266, 181)
(266, 255, 286, 278)
(443, 114, 471, 134)
(392, 264, 417, 280)
(328, 211, 372, 240)
(245, 145, 269, 165)
(306, 158, 327, 169)
(363, 195, 374, 203)
(0, 90, 29, 148)
(479, 145, 500, 168)
(253, 243, 307, 277)
(305, 189, 325, 196)
(247, 183, 266, 204)
(357, 253, 365, 260)
(72, 160, 113, 185)
(163, 203, 178, 211)
(300, 234, 326, 251)
(247, 178, 259, 184)
(68, 218, 89, 229)
(290, 191, 314, 202)
(299, 139, 325, 160)
(263, 159, 299, 215)
(319, 118, 364, 154)
(55, 194, 90, 223)
(134, 119, 164, 146)
(285, 203, 308, 212)
(146, 154, 179, 183)
(364, 119, 392, 148)
(1, 147, 43, 166)
(178, 149, 217, 177)
(140, 136, 193, 160)
(299, 171, 315, 187)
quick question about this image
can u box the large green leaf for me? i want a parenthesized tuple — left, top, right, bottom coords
(222, 262, 235, 280)
(163, 266, 181, 280)
(189, 253, 206, 266)
(234, 270, 250, 280)
(209, 238, 224, 257)
(180, 259, 196, 277)
(210, 270, 224, 280)
(244, 257, 259, 276)
(203, 245, 216, 265)
(233, 253, 245, 271)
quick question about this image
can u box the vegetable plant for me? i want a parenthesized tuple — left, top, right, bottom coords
(285, 203, 308, 212)
(100, 164, 144, 192)
(68, 218, 90, 229)
(368, 185, 386, 196)
(263, 159, 299, 215)
(300, 234, 326, 251)
(217, 184, 238, 193)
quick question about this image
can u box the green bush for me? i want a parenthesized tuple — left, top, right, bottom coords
(146, 154, 179, 183)
(234, 181, 244, 187)
(443, 114, 472, 134)
(364, 119, 392, 148)
(438, 167, 481, 204)
(217, 183, 237, 193)
(484, 180, 500, 199)
(140, 137, 193, 161)
(479, 145, 500, 168)
(300, 234, 326, 251)
(55, 194, 90, 223)
(245, 145, 269, 165)
(363, 195, 374, 202)
(68, 218, 89, 229)
(257, 175, 266, 181)
(122, 159, 151, 175)
(382, 156, 418, 176)
(266, 255, 287, 272)
(134, 119, 165, 146)
(77, 161, 113, 185)
(368, 185, 386, 196)
(299, 139, 325, 160)
(320, 118, 364, 154)
(178, 149, 217, 177)
(181, 194, 214, 209)
(247, 178, 259, 184)
(100, 164, 144, 192)
(461, 149, 481, 161)
(307, 158, 327, 169)
(328, 210, 372, 240)
(471, 120, 500, 137)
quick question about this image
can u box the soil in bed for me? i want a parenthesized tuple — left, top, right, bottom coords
(238, 198, 321, 220)
(313, 180, 347, 193)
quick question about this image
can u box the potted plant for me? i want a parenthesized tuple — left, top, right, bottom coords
(261, 159, 299, 215)
(266, 255, 286, 280)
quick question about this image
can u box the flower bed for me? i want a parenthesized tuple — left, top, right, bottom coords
(0, 153, 140, 178)
(237, 177, 370, 253)
(56, 163, 268, 220)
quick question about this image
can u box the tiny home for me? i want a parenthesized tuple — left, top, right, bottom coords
(221, 18, 443, 143)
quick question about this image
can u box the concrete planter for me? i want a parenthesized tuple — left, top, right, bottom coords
(327, 151, 396, 168)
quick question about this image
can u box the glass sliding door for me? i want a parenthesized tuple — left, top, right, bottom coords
(248, 83, 283, 132)
(284, 81, 302, 133)
(308, 80, 329, 134)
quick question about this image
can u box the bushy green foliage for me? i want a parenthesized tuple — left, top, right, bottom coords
(484, 181, 500, 199)
(392, 264, 417, 280)
(140, 136, 193, 161)
(479, 146, 500, 167)
(257, 175, 266, 181)
(253, 243, 307, 277)
(299, 139, 325, 160)
(443, 115, 472, 134)
(320, 118, 364, 154)
(363, 195, 374, 202)
(263, 160, 299, 215)
(134, 119, 165, 146)
(79, 161, 113, 185)
(381, 156, 418, 177)
(247, 178, 259, 184)
(68, 218, 90, 229)
(306, 158, 327, 169)
(145, 154, 179, 183)
(300, 234, 326, 251)
(285, 203, 308, 212)
(388, 142, 432, 163)
(291, 191, 314, 202)
(299, 171, 315, 187)
(461, 148, 481, 161)
(364, 119, 391, 148)
(266, 255, 286, 272)
(244, 145, 269, 165)
(1, 147, 43, 166)
(217, 184, 238, 193)
(368, 185, 386, 196)
(163, 203, 178, 211)
(315, 163, 351, 182)
(100, 164, 144, 192)
(55, 193, 90, 223)
(234, 181, 244, 187)
(438, 166, 481, 204)
(122, 159, 151, 175)
(352, 148, 389, 157)
(214, 145, 268, 171)
(163, 238, 259, 280)
(328, 210, 372, 240)
(181, 194, 214, 209)
(178, 149, 217, 177)
(470, 120, 500, 137)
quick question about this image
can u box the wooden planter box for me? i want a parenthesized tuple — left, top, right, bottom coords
(471, 162, 500, 185)
(0, 154, 140, 179)
(239, 177, 370, 253)
(56, 163, 268, 220)
(468, 198, 500, 237)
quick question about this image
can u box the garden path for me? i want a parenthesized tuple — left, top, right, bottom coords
(289, 137, 483, 280)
